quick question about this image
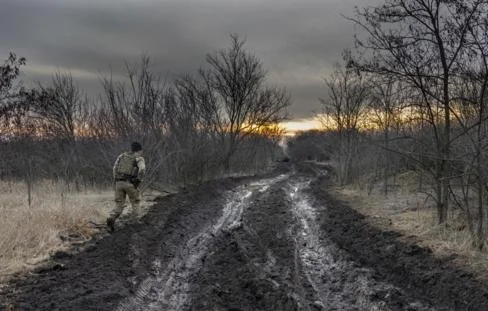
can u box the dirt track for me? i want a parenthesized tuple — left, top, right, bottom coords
(2, 163, 488, 310)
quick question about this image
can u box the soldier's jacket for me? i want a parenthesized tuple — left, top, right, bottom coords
(113, 152, 146, 181)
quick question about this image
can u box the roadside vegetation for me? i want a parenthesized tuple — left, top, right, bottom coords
(0, 180, 112, 279)
(0, 35, 289, 281)
(288, 0, 488, 279)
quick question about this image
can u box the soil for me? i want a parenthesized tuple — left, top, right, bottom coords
(1, 162, 488, 310)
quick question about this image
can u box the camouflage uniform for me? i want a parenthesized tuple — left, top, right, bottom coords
(107, 143, 146, 231)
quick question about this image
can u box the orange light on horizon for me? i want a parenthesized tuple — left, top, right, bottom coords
(279, 118, 323, 136)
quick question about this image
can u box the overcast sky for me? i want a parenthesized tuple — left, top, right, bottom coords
(0, 0, 377, 120)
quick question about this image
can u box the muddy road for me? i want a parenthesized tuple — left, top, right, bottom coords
(2, 163, 488, 310)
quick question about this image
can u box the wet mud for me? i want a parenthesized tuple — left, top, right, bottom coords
(2, 163, 488, 310)
(308, 171, 488, 311)
(0, 177, 246, 310)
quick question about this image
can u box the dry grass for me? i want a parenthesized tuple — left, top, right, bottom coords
(0, 180, 115, 282)
(332, 171, 488, 280)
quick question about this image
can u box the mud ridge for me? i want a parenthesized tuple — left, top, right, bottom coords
(189, 178, 305, 310)
(308, 173, 488, 311)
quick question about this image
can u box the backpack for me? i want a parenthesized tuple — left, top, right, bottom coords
(114, 152, 138, 179)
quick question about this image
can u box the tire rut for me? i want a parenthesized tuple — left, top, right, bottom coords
(117, 175, 289, 310)
(189, 177, 302, 310)
(189, 174, 435, 311)
(287, 178, 434, 311)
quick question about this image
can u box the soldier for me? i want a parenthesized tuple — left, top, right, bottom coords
(107, 142, 146, 232)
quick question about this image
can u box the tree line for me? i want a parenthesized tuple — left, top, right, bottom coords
(0, 35, 289, 203)
(288, 0, 488, 249)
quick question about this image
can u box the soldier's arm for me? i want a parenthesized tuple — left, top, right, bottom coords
(135, 157, 146, 179)
(113, 155, 122, 179)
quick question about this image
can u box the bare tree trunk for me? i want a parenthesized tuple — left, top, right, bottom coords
(383, 127, 389, 196)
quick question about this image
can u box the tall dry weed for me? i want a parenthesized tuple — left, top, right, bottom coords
(0, 180, 112, 280)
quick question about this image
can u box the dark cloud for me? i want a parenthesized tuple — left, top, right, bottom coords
(0, 0, 377, 119)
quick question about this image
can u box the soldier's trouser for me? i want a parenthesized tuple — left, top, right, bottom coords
(111, 180, 141, 220)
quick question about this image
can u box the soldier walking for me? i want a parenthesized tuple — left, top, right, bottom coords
(107, 142, 146, 232)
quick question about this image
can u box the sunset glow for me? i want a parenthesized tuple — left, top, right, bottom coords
(279, 118, 323, 136)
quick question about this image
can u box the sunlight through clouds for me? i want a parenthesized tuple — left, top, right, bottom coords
(280, 118, 322, 136)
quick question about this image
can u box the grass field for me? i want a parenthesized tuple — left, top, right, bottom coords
(0, 180, 113, 281)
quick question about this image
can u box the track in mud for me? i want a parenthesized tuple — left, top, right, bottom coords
(188, 175, 432, 311)
(117, 174, 289, 310)
(2, 164, 488, 310)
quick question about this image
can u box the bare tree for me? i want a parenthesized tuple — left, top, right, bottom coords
(26, 72, 89, 141)
(0, 53, 25, 102)
(320, 63, 370, 185)
(201, 34, 290, 171)
(0, 52, 26, 134)
(348, 0, 487, 224)
(368, 76, 407, 194)
(97, 56, 165, 139)
(442, 8, 488, 248)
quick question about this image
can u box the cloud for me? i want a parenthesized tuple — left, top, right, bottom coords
(0, 0, 377, 119)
